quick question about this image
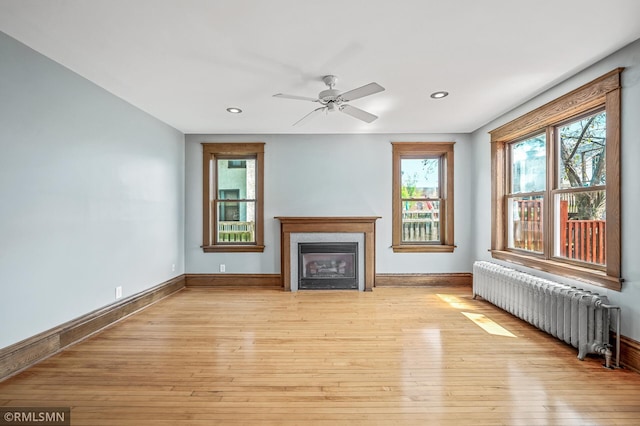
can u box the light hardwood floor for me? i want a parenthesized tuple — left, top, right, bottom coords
(2, 286, 640, 425)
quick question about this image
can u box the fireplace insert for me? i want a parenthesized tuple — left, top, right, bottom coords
(298, 242, 358, 290)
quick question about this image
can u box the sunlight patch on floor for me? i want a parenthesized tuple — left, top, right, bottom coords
(462, 312, 517, 337)
(436, 293, 474, 310)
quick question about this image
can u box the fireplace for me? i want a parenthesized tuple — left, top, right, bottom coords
(275, 216, 380, 291)
(298, 243, 358, 290)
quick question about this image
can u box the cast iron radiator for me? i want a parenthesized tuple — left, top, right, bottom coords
(472, 261, 621, 368)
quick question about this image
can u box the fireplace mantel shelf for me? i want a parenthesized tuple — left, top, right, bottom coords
(275, 216, 381, 224)
(275, 216, 380, 291)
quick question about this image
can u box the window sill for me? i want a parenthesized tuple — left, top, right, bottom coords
(490, 250, 621, 291)
(392, 245, 456, 253)
(202, 245, 265, 253)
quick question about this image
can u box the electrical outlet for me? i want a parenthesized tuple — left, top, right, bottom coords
(219, 264, 226, 273)
(115, 286, 123, 299)
(171, 263, 176, 272)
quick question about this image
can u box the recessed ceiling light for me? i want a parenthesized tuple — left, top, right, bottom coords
(226, 107, 243, 113)
(430, 91, 449, 99)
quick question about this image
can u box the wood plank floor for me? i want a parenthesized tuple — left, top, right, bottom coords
(2, 286, 640, 425)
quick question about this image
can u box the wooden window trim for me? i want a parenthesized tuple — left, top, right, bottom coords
(489, 69, 622, 290)
(202, 142, 265, 253)
(391, 142, 455, 253)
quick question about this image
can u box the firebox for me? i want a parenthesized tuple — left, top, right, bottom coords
(298, 242, 358, 290)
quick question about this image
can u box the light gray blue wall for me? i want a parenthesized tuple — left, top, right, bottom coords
(0, 32, 185, 348)
(471, 38, 640, 341)
(184, 133, 474, 276)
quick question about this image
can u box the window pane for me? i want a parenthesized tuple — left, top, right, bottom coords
(508, 196, 543, 253)
(217, 158, 256, 199)
(401, 158, 439, 199)
(402, 200, 440, 242)
(511, 134, 546, 193)
(554, 191, 606, 265)
(217, 201, 255, 243)
(558, 111, 606, 189)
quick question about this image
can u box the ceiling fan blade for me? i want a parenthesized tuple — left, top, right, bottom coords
(293, 107, 326, 126)
(340, 104, 378, 123)
(339, 82, 385, 101)
(273, 93, 319, 102)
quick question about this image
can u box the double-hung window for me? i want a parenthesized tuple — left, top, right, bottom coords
(392, 142, 455, 252)
(202, 143, 265, 252)
(490, 69, 622, 290)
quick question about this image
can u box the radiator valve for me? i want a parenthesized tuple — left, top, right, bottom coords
(603, 344, 613, 369)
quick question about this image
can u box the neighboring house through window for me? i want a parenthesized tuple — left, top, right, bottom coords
(202, 143, 265, 252)
(392, 142, 455, 252)
(489, 69, 622, 290)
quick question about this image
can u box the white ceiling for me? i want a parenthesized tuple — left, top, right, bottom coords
(1, 0, 639, 134)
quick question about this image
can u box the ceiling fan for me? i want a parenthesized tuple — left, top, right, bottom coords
(273, 75, 385, 126)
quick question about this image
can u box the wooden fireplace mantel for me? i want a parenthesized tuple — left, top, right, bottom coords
(275, 216, 381, 291)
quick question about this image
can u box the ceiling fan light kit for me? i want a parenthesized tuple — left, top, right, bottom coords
(273, 75, 385, 126)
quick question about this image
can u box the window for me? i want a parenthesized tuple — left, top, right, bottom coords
(507, 133, 546, 253)
(202, 143, 264, 252)
(490, 69, 622, 290)
(392, 142, 455, 252)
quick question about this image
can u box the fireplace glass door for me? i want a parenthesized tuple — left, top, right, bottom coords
(298, 243, 358, 289)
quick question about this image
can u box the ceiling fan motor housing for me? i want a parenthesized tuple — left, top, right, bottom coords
(319, 89, 341, 103)
(319, 75, 341, 104)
